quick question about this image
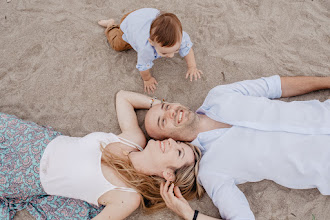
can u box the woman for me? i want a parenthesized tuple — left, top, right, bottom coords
(0, 90, 204, 220)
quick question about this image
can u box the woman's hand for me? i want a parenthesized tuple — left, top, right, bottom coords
(160, 180, 195, 220)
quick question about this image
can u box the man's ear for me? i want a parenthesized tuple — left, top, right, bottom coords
(162, 168, 175, 182)
(148, 38, 154, 46)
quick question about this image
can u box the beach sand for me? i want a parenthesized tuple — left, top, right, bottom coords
(1, 0, 330, 219)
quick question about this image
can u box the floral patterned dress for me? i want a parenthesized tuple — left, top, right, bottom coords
(0, 113, 104, 219)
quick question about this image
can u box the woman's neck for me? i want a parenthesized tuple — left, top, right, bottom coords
(128, 151, 162, 177)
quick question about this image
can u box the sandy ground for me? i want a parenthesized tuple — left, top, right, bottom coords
(1, 0, 330, 219)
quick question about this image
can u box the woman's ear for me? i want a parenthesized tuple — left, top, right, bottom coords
(148, 38, 154, 46)
(162, 168, 175, 182)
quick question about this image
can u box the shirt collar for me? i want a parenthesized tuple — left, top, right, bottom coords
(192, 128, 230, 155)
(152, 47, 161, 59)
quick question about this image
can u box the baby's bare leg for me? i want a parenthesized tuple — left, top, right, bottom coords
(98, 19, 115, 28)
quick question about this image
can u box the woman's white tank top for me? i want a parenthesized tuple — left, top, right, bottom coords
(39, 132, 143, 206)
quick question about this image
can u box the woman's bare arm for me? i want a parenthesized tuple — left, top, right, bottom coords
(161, 181, 221, 220)
(92, 192, 140, 220)
(115, 90, 161, 148)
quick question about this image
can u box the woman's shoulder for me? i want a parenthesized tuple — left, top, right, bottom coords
(98, 169, 141, 207)
(97, 189, 140, 219)
(100, 188, 140, 205)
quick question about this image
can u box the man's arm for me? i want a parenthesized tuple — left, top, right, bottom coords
(281, 76, 330, 98)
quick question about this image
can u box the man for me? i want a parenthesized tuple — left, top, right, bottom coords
(141, 75, 330, 220)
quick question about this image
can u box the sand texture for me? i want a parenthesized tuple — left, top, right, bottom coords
(1, 0, 330, 219)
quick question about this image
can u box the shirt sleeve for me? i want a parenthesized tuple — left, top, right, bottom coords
(179, 31, 193, 57)
(199, 172, 255, 220)
(199, 75, 330, 134)
(136, 47, 155, 71)
(208, 75, 282, 99)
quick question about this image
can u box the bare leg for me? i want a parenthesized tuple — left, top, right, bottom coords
(97, 19, 115, 28)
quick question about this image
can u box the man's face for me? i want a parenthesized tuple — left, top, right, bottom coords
(145, 102, 199, 141)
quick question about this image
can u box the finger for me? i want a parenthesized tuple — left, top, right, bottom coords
(199, 70, 204, 75)
(197, 72, 201, 79)
(164, 180, 171, 192)
(160, 182, 165, 198)
(190, 73, 193, 82)
(152, 84, 156, 90)
(194, 73, 198, 81)
(154, 79, 158, 85)
(162, 182, 171, 202)
(166, 183, 175, 203)
(147, 86, 151, 94)
(185, 72, 189, 79)
(169, 183, 175, 197)
(174, 186, 184, 199)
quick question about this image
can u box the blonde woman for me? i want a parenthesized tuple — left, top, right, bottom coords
(0, 90, 203, 220)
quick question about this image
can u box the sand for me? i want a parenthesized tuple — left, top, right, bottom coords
(1, 0, 329, 219)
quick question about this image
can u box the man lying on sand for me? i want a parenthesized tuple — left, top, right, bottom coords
(127, 75, 330, 220)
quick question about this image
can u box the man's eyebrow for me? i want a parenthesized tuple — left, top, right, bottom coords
(157, 117, 160, 128)
(161, 103, 164, 109)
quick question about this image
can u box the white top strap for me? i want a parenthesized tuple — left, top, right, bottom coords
(113, 186, 137, 193)
(118, 136, 144, 151)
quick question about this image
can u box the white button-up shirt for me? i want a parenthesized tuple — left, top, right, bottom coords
(192, 75, 330, 220)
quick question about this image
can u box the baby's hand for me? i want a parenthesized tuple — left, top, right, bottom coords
(144, 77, 158, 94)
(185, 66, 203, 82)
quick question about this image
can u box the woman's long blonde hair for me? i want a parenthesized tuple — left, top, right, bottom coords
(100, 142, 204, 212)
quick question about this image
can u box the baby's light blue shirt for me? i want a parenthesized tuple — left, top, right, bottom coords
(120, 8, 193, 71)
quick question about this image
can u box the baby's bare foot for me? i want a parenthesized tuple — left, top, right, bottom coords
(98, 19, 115, 28)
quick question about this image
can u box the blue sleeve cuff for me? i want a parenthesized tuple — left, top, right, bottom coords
(261, 75, 282, 99)
(136, 61, 154, 71)
(179, 31, 193, 57)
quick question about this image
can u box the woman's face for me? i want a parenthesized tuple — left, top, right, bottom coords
(145, 138, 195, 171)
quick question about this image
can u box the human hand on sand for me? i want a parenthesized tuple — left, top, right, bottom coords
(144, 77, 158, 94)
(186, 66, 203, 81)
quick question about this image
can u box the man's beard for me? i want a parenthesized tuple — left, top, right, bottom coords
(169, 112, 199, 141)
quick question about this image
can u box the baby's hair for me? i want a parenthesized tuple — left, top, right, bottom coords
(150, 12, 183, 47)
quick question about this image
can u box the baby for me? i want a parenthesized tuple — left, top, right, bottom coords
(98, 8, 203, 93)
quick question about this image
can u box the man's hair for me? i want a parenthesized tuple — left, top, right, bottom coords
(100, 142, 204, 212)
(150, 12, 183, 47)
